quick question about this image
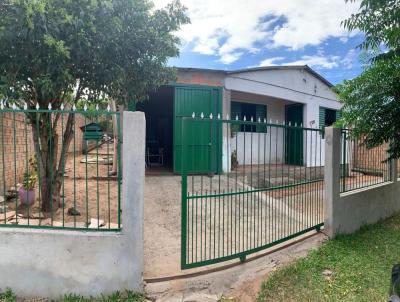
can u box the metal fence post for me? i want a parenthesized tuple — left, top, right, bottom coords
(324, 127, 341, 238)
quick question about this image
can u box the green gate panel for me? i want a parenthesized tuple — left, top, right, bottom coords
(173, 85, 222, 174)
(285, 104, 304, 166)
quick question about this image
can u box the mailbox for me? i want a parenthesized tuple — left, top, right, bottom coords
(80, 123, 103, 141)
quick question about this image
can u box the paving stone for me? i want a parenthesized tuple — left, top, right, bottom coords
(88, 218, 106, 228)
(63, 222, 86, 228)
(40, 219, 63, 227)
(100, 222, 121, 229)
(16, 219, 40, 226)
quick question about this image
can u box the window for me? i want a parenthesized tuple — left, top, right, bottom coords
(319, 107, 341, 129)
(231, 101, 267, 133)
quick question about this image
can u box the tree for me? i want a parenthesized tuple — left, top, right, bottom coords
(343, 0, 400, 60)
(0, 0, 189, 212)
(337, 56, 400, 157)
(338, 0, 400, 159)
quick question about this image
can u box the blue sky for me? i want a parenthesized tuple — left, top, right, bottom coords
(154, 0, 365, 85)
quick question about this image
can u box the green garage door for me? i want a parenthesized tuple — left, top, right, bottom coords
(173, 85, 222, 173)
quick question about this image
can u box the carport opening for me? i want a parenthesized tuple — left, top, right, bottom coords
(137, 86, 174, 173)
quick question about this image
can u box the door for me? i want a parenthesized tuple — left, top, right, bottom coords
(285, 104, 304, 165)
(173, 85, 222, 173)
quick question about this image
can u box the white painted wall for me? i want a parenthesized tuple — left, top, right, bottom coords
(225, 68, 340, 107)
(222, 67, 341, 169)
(225, 68, 341, 127)
(231, 128, 324, 167)
(222, 90, 231, 172)
(231, 130, 284, 165)
(0, 112, 145, 298)
(227, 92, 287, 167)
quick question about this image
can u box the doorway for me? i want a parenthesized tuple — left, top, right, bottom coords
(136, 86, 174, 172)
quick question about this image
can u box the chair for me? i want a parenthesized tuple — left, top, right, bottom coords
(146, 140, 164, 166)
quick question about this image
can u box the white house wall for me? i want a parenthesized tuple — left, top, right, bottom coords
(225, 68, 341, 127)
(231, 128, 324, 168)
(304, 130, 325, 168)
(227, 93, 288, 166)
(222, 68, 341, 169)
(231, 131, 285, 166)
(225, 69, 339, 106)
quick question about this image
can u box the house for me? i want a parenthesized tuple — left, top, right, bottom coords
(136, 65, 341, 173)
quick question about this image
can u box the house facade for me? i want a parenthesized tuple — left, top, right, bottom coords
(137, 65, 341, 173)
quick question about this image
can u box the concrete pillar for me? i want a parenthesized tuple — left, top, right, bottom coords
(122, 111, 145, 292)
(388, 142, 398, 182)
(324, 127, 341, 238)
(390, 159, 399, 182)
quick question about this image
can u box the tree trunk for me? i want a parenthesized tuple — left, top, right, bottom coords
(31, 113, 74, 213)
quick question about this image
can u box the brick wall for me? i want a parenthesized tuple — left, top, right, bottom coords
(352, 141, 388, 175)
(176, 69, 225, 87)
(0, 112, 86, 194)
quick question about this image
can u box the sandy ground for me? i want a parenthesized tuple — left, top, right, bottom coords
(2, 141, 120, 228)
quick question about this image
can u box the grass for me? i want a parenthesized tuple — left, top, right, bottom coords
(0, 290, 145, 302)
(0, 289, 16, 302)
(258, 213, 400, 302)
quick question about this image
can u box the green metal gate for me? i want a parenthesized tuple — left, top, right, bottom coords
(181, 115, 324, 269)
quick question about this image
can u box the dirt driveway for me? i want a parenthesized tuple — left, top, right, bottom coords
(144, 175, 182, 277)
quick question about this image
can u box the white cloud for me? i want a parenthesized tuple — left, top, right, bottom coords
(220, 52, 244, 64)
(153, 0, 360, 64)
(285, 55, 341, 69)
(342, 49, 358, 69)
(259, 56, 285, 66)
(260, 55, 341, 69)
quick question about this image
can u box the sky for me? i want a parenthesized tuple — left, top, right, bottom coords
(153, 0, 365, 85)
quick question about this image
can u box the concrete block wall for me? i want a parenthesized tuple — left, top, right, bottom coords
(324, 127, 399, 237)
(0, 111, 145, 298)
